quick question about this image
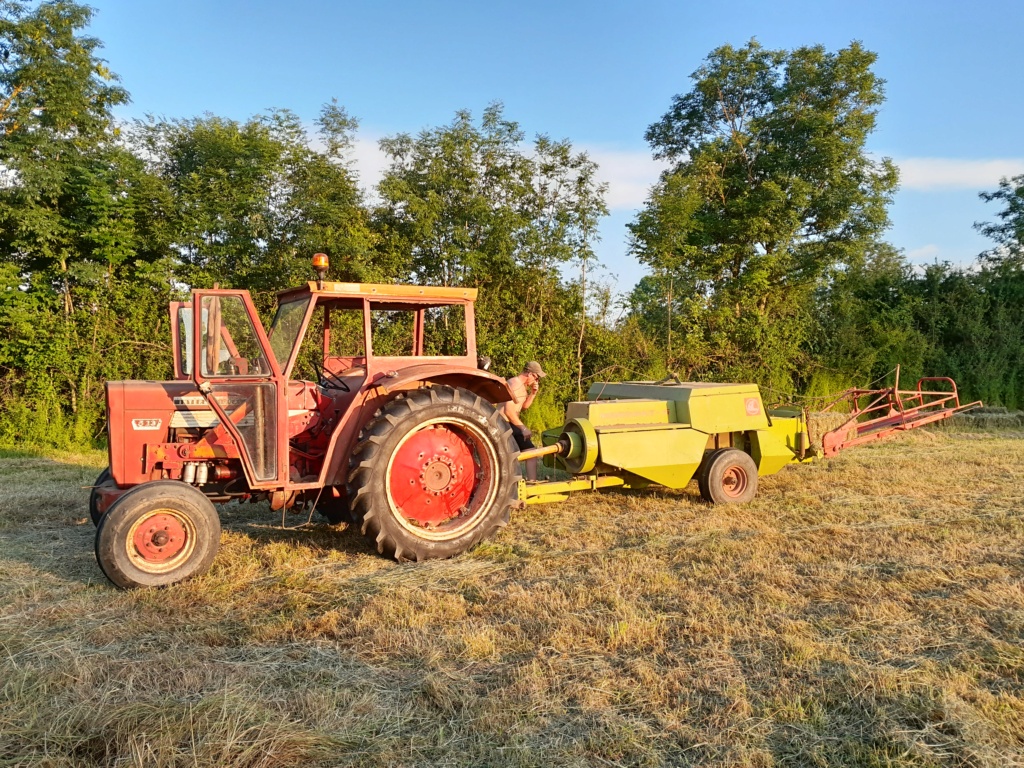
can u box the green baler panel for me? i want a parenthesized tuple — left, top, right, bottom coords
(586, 382, 769, 432)
(751, 415, 809, 476)
(565, 398, 674, 427)
(751, 430, 794, 476)
(597, 427, 709, 489)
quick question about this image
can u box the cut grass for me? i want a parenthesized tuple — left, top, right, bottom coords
(1, 429, 1022, 766)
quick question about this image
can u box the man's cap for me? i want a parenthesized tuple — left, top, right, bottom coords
(524, 361, 546, 378)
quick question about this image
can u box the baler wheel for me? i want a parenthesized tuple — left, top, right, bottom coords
(95, 481, 221, 589)
(347, 385, 520, 562)
(696, 449, 727, 502)
(89, 467, 115, 526)
(704, 449, 758, 505)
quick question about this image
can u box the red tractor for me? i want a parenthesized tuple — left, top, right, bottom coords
(91, 256, 521, 588)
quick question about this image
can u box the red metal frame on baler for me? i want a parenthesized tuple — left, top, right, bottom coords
(818, 365, 982, 457)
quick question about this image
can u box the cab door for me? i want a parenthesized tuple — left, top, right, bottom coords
(190, 290, 287, 487)
(170, 301, 192, 380)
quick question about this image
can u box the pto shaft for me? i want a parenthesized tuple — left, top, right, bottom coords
(517, 440, 568, 462)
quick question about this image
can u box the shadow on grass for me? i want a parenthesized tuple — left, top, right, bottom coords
(0, 462, 380, 589)
(219, 499, 381, 558)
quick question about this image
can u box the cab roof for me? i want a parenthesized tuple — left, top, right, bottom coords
(278, 281, 477, 305)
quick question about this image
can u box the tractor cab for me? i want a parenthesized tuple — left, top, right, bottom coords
(165, 272, 505, 492)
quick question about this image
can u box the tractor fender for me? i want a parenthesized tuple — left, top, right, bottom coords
(371, 364, 514, 405)
(318, 365, 514, 492)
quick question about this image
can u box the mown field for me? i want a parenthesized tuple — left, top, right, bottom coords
(1, 425, 1022, 767)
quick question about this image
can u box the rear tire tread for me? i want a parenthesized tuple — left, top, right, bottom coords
(347, 385, 520, 562)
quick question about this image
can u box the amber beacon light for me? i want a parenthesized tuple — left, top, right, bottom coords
(312, 253, 329, 288)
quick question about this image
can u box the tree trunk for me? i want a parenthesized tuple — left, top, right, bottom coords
(576, 256, 587, 401)
(666, 272, 673, 363)
(60, 257, 73, 315)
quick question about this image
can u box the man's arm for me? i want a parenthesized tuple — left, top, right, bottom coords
(522, 381, 539, 410)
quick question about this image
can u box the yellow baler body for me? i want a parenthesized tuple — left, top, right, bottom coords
(535, 382, 811, 501)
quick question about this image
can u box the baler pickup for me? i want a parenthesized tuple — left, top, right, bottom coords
(817, 366, 981, 457)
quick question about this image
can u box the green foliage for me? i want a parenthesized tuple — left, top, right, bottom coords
(811, 243, 928, 386)
(976, 174, 1024, 266)
(373, 103, 609, 410)
(1, 11, 1023, 452)
(631, 40, 899, 389)
(131, 105, 376, 293)
(0, 0, 127, 140)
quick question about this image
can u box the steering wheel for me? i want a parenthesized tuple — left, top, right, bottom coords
(312, 360, 350, 392)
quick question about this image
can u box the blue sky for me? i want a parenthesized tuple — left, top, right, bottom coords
(87, 0, 1024, 290)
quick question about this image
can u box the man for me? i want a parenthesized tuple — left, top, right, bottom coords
(504, 361, 545, 481)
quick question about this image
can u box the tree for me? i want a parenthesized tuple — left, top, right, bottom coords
(373, 104, 607, 410)
(809, 243, 928, 392)
(976, 174, 1024, 265)
(0, 0, 126, 139)
(630, 40, 899, 387)
(132, 102, 376, 295)
(0, 1, 177, 444)
(0, 0, 132, 313)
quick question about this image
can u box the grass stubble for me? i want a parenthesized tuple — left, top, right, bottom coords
(0, 423, 1022, 767)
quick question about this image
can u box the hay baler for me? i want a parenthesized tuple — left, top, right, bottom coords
(517, 372, 980, 506)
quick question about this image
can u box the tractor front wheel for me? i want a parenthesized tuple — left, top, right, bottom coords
(347, 386, 520, 562)
(703, 449, 758, 505)
(95, 481, 221, 589)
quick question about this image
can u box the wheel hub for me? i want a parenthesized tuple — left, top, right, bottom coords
(132, 512, 188, 563)
(422, 456, 455, 492)
(722, 466, 748, 497)
(389, 425, 478, 528)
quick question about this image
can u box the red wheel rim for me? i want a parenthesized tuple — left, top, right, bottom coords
(721, 466, 749, 498)
(387, 423, 489, 531)
(132, 512, 188, 563)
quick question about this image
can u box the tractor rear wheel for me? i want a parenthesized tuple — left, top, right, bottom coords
(89, 467, 115, 526)
(347, 386, 520, 562)
(704, 449, 758, 505)
(95, 481, 221, 589)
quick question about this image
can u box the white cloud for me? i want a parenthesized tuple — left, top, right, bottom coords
(897, 157, 1024, 191)
(906, 244, 941, 261)
(348, 134, 389, 195)
(582, 147, 670, 211)
(345, 135, 667, 212)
